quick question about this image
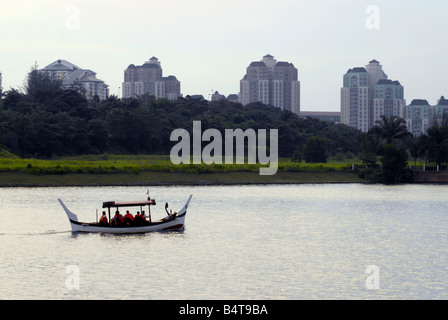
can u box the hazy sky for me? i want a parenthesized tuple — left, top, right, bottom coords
(1, 0, 447, 111)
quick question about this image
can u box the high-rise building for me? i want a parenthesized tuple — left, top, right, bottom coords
(122, 57, 181, 100)
(340, 67, 370, 132)
(38, 59, 109, 100)
(0, 71, 2, 95)
(373, 79, 406, 123)
(341, 60, 404, 132)
(406, 99, 432, 136)
(239, 54, 300, 114)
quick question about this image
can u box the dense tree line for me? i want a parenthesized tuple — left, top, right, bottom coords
(3, 70, 448, 186)
(0, 74, 361, 160)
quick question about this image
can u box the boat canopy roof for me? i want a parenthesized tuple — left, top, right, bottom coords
(102, 199, 156, 208)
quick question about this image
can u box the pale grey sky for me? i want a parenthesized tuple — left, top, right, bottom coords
(1, 0, 447, 111)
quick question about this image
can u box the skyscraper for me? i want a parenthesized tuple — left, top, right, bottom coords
(373, 79, 406, 123)
(239, 54, 300, 114)
(365, 60, 388, 127)
(122, 57, 181, 100)
(341, 60, 404, 132)
(341, 67, 370, 132)
(406, 99, 431, 136)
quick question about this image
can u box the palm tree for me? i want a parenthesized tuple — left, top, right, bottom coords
(370, 115, 412, 146)
(365, 115, 412, 184)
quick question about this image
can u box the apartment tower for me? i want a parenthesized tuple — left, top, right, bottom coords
(239, 54, 300, 114)
(122, 57, 181, 100)
(341, 60, 404, 132)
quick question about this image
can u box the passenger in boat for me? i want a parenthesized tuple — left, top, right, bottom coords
(99, 211, 108, 225)
(124, 210, 134, 226)
(141, 210, 147, 221)
(111, 211, 125, 226)
(134, 211, 144, 225)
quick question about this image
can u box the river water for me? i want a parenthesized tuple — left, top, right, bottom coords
(0, 184, 447, 300)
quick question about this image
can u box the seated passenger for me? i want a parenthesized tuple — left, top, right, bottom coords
(124, 210, 134, 226)
(134, 212, 144, 225)
(99, 211, 108, 225)
(111, 211, 124, 226)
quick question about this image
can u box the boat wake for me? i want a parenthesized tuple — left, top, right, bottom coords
(0, 230, 73, 236)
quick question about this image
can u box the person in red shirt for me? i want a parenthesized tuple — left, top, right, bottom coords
(112, 211, 124, 226)
(124, 210, 134, 226)
(99, 211, 108, 225)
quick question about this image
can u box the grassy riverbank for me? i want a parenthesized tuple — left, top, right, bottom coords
(0, 154, 364, 187)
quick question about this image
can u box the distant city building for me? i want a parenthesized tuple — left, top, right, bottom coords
(227, 94, 239, 103)
(406, 99, 432, 136)
(0, 71, 2, 95)
(300, 111, 341, 123)
(365, 60, 388, 127)
(122, 57, 181, 100)
(239, 54, 300, 114)
(210, 91, 239, 103)
(433, 96, 448, 125)
(189, 95, 205, 100)
(373, 79, 406, 123)
(38, 59, 109, 100)
(341, 60, 404, 132)
(211, 91, 226, 101)
(341, 67, 370, 132)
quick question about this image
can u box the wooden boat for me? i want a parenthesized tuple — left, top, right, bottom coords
(58, 195, 192, 234)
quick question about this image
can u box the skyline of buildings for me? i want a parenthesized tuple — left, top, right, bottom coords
(340, 59, 447, 136)
(341, 60, 406, 133)
(1, 55, 447, 136)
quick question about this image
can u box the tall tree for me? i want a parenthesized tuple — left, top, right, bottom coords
(24, 64, 62, 102)
(367, 115, 412, 184)
(370, 115, 412, 146)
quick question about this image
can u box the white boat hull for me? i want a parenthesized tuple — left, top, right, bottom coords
(58, 195, 192, 234)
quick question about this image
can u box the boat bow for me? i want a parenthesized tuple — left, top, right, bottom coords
(178, 194, 193, 216)
(58, 198, 78, 222)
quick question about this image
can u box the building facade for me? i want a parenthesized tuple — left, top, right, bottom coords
(340, 67, 370, 132)
(239, 54, 300, 114)
(38, 59, 109, 100)
(341, 60, 404, 132)
(406, 99, 432, 136)
(432, 96, 448, 126)
(122, 57, 181, 100)
(373, 79, 406, 123)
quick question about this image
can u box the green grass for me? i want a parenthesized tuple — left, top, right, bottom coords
(0, 152, 364, 186)
(0, 154, 362, 174)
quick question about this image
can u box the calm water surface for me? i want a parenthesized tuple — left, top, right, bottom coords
(0, 184, 447, 299)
